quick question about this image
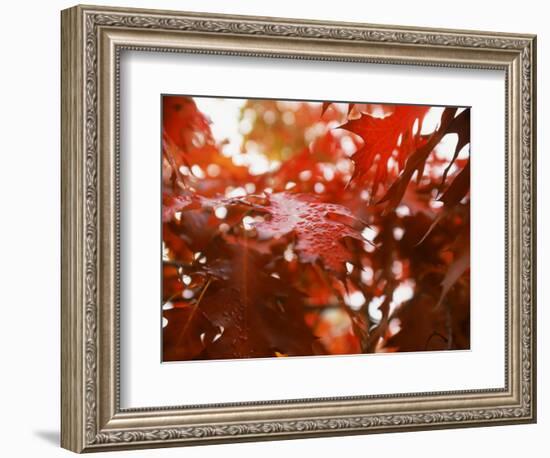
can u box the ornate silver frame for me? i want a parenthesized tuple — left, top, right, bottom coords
(61, 4, 537, 453)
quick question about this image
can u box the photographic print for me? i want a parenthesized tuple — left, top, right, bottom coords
(161, 95, 471, 362)
(61, 7, 536, 450)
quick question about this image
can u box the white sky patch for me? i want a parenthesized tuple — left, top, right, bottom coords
(193, 97, 463, 186)
(194, 97, 245, 157)
(436, 133, 459, 161)
(231, 151, 271, 175)
(282, 111, 295, 125)
(388, 318, 402, 336)
(361, 266, 374, 285)
(389, 279, 416, 314)
(393, 227, 405, 240)
(206, 163, 221, 177)
(363, 242, 375, 253)
(182, 289, 194, 299)
(344, 290, 366, 310)
(263, 110, 276, 124)
(455, 143, 470, 160)
(239, 118, 253, 135)
(190, 164, 205, 179)
(162, 301, 174, 310)
(305, 122, 326, 144)
(387, 156, 398, 173)
(283, 245, 296, 262)
(456, 107, 467, 116)
(395, 205, 411, 217)
(369, 105, 390, 119)
(214, 206, 228, 219)
(299, 170, 312, 181)
(336, 158, 352, 174)
(285, 181, 297, 190)
(242, 215, 255, 230)
(421, 106, 445, 135)
(225, 186, 247, 198)
(361, 226, 378, 242)
(321, 164, 335, 181)
(391, 260, 403, 277)
(368, 295, 385, 322)
(412, 118, 419, 136)
(340, 136, 356, 156)
(419, 107, 470, 182)
(393, 280, 415, 304)
(430, 200, 444, 209)
(269, 160, 282, 172)
(249, 155, 271, 175)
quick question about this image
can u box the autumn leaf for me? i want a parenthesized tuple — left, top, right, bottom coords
(163, 245, 320, 360)
(439, 159, 470, 207)
(162, 96, 471, 360)
(162, 192, 199, 223)
(340, 105, 430, 195)
(439, 109, 471, 190)
(251, 192, 365, 273)
(385, 295, 449, 352)
(267, 132, 353, 193)
(437, 231, 470, 308)
(377, 107, 468, 213)
(163, 95, 212, 152)
(416, 160, 470, 245)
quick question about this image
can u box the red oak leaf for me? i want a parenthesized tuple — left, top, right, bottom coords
(340, 105, 430, 194)
(163, 95, 212, 151)
(321, 101, 355, 117)
(377, 107, 469, 213)
(321, 102, 331, 116)
(415, 159, 470, 245)
(162, 192, 199, 223)
(163, 246, 320, 361)
(162, 189, 257, 224)
(252, 192, 365, 273)
(437, 232, 470, 308)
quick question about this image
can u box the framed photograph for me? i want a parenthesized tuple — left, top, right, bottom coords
(61, 4, 537, 453)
